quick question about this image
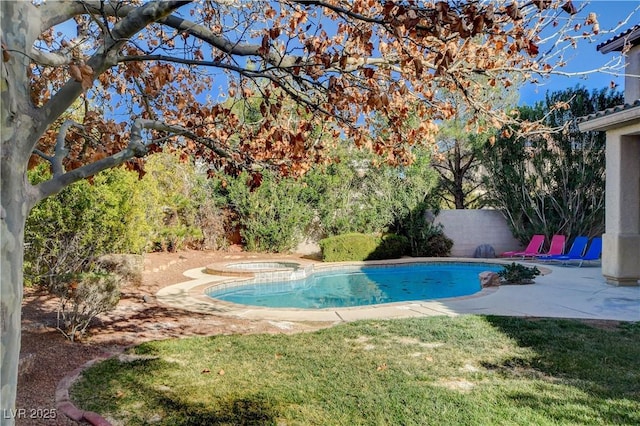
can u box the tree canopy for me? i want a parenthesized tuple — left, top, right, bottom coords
(4, 0, 634, 199)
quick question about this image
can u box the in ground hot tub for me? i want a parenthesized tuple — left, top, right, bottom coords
(205, 260, 312, 282)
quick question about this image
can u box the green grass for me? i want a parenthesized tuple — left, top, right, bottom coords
(71, 316, 640, 425)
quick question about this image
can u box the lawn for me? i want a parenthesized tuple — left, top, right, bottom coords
(71, 316, 640, 425)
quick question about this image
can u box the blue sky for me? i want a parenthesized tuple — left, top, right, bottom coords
(518, 0, 640, 105)
(52, 1, 637, 111)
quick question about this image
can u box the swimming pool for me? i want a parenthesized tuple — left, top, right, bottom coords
(206, 262, 504, 309)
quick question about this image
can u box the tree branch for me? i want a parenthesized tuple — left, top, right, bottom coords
(51, 120, 84, 177)
(29, 48, 74, 66)
(38, 0, 129, 32)
(33, 118, 152, 203)
(37, 1, 191, 138)
(135, 119, 237, 161)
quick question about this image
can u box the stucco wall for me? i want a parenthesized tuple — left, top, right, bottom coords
(435, 209, 522, 257)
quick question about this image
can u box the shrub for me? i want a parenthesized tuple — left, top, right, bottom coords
(303, 147, 438, 237)
(318, 233, 408, 262)
(195, 200, 232, 250)
(319, 233, 379, 262)
(223, 171, 314, 252)
(53, 272, 121, 341)
(25, 165, 150, 287)
(415, 224, 454, 257)
(498, 263, 541, 284)
(142, 152, 213, 251)
(95, 254, 144, 287)
(392, 201, 452, 257)
(366, 234, 409, 260)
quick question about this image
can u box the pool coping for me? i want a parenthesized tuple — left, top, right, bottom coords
(156, 257, 547, 322)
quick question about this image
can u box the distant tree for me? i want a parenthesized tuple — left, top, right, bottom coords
(432, 75, 520, 209)
(482, 86, 624, 243)
(432, 121, 488, 209)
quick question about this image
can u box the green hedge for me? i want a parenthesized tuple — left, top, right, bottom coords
(369, 234, 410, 260)
(319, 233, 408, 262)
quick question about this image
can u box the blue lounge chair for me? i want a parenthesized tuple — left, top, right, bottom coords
(537, 236, 589, 262)
(555, 237, 602, 267)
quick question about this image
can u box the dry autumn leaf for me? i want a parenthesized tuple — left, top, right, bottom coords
(69, 64, 82, 82)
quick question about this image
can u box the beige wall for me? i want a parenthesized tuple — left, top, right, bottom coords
(435, 209, 522, 257)
(624, 44, 640, 104)
(603, 131, 640, 285)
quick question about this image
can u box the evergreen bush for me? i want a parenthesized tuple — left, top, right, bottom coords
(319, 233, 379, 261)
(416, 225, 454, 257)
(366, 234, 410, 260)
(394, 202, 453, 257)
(303, 147, 437, 237)
(142, 152, 216, 251)
(25, 165, 150, 287)
(222, 171, 314, 252)
(319, 233, 411, 262)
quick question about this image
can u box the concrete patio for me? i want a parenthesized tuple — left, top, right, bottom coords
(156, 260, 640, 323)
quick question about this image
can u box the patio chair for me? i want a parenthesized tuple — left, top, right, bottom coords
(559, 237, 602, 267)
(532, 234, 566, 259)
(537, 236, 588, 262)
(500, 234, 545, 258)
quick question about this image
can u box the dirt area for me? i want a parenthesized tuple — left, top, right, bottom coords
(17, 249, 331, 425)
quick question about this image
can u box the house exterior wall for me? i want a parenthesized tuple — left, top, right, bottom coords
(580, 25, 640, 286)
(624, 44, 640, 104)
(603, 130, 640, 285)
(435, 209, 522, 257)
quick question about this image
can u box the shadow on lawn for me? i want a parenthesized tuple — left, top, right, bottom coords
(483, 316, 640, 424)
(158, 395, 277, 426)
(74, 354, 279, 426)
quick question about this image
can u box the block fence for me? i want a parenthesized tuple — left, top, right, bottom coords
(435, 209, 522, 257)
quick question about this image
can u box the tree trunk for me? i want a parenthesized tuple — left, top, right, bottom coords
(454, 187, 466, 209)
(0, 164, 30, 425)
(1, 110, 37, 425)
(1, 4, 40, 421)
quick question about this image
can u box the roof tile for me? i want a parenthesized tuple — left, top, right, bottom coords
(577, 99, 640, 123)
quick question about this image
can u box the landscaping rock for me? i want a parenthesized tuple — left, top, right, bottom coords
(473, 244, 496, 258)
(479, 271, 501, 287)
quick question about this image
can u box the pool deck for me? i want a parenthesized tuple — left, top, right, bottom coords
(155, 258, 640, 323)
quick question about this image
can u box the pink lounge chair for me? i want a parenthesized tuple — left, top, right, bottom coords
(501, 234, 545, 258)
(534, 234, 566, 259)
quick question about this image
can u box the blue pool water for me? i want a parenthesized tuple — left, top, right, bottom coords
(206, 263, 504, 309)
